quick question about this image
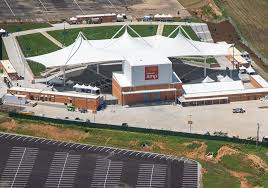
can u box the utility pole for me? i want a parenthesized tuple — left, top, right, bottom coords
(256, 123, 260, 147)
(188, 114, 193, 133)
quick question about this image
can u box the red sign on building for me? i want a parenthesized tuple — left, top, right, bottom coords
(145, 66, 158, 80)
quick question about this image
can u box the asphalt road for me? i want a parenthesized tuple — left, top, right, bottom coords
(0, 132, 199, 188)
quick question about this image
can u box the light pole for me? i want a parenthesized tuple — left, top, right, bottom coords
(256, 123, 260, 147)
(188, 114, 193, 133)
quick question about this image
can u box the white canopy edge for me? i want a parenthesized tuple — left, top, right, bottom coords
(27, 28, 232, 68)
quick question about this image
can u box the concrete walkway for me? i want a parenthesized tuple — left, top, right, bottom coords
(12, 21, 217, 37)
(2, 34, 34, 86)
(35, 66, 87, 83)
(156, 23, 164, 35)
(40, 32, 63, 48)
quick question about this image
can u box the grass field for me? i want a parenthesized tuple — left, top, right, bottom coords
(0, 113, 268, 187)
(213, 0, 268, 60)
(162, 25, 200, 40)
(17, 33, 60, 57)
(1, 42, 8, 60)
(0, 22, 51, 33)
(27, 60, 46, 76)
(48, 25, 158, 46)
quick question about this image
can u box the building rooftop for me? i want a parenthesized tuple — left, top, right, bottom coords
(0, 60, 17, 74)
(125, 54, 172, 66)
(251, 75, 268, 88)
(8, 87, 100, 99)
(112, 72, 131, 87)
(183, 80, 245, 94)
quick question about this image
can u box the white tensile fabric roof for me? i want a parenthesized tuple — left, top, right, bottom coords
(27, 29, 232, 68)
(202, 76, 215, 83)
(183, 80, 245, 94)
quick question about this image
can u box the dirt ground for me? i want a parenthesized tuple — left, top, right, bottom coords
(208, 20, 268, 80)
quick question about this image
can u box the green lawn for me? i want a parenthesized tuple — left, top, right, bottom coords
(162, 25, 200, 41)
(1, 42, 8, 60)
(48, 25, 158, 46)
(0, 22, 51, 33)
(17, 33, 60, 57)
(27, 61, 46, 76)
(180, 57, 218, 64)
(201, 161, 240, 188)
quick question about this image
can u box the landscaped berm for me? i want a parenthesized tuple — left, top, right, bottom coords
(0, 113, 267, 188)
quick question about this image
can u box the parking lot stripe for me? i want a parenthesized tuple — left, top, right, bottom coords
(91, 158, 123, 188)
(57, 153, 69, 188)
(0, 147, 39, 188)
(10, 148, 27, 187)
(136, 164, 167, 188)
(34, 138, 42, 143)
(45, 152, 80, 188)
(57, 142, 65, 146)
(87, 146, 94, 150)
(46, 140, 54, 144)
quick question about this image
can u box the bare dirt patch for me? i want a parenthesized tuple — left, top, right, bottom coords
(0, 120, 88, 142)
(228, 170, 252, 188)
(215, 146, 239, 162)
(182, 141, 207, 160)
(247, 154, 268, 173)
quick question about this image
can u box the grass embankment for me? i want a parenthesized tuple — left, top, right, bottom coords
(0, 113, 268, 187)
(214, 0, 268, 60)
(162, 25, 200, 41)
(27, 61, 46, 76)
(17, 33, 60, 57)
(1, 42, 8, 60)
(180, 57, 218, 64)
(48, 25, 158, 46)
(0, 22, 51, 33)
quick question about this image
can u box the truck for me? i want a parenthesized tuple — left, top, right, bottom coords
(67, 104, 75, 112)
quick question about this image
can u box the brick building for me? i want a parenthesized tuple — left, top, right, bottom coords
(7, 87, 101, 111)
(112, 55, 182, 105)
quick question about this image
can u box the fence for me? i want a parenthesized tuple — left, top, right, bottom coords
(8, 112, 268, 147)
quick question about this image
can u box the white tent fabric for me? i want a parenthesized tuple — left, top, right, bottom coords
(220, 75, 233, 82)
(246, 66, 255, 74)
(73, 83, 93, 90)
(27, 29, 232, 68)
(239, 65, 247, 70)
(202, 76, 215, 83)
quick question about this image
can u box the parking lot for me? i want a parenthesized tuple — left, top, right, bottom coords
(0, 132, 199, 188)
(22, 99, 268, 139)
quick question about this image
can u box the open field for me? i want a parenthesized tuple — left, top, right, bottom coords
(16, 33, 60, 57)
(214, 0, 268, 60)
(162, 25, 200, 40)
(0, 112, 267, 187)
(0, 22, 51, 33)
(48, 25, 158, 46)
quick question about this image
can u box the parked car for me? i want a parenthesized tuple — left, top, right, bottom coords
(232, 108, 246, 113)
(262, 136, 268, 145)
(32, 102, 37, 107)
(79, 108, 87, 113)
